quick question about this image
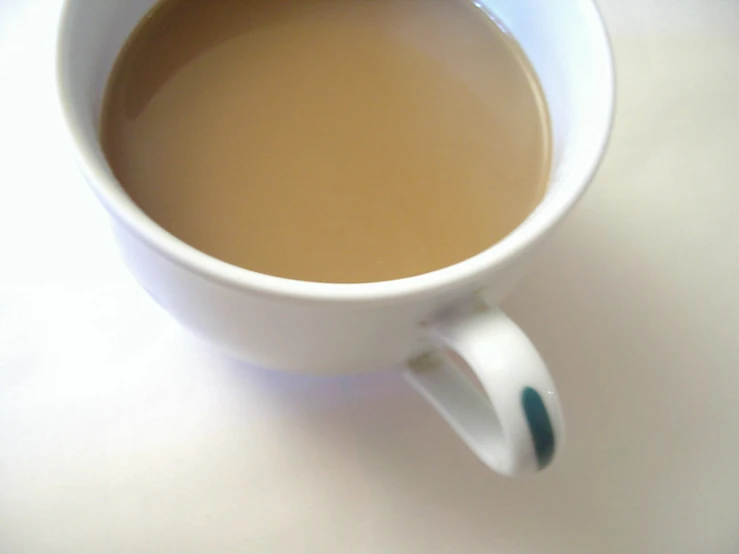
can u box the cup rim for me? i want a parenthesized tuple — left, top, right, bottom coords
(56, 0, 615, 304)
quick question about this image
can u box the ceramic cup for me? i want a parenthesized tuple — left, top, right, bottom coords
(56, 0, 614, 476)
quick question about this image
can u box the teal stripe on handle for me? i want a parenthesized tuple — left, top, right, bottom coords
(522, 387, 555, 470)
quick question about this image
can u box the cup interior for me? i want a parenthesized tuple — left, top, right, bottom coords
(57, 0, 614, 292)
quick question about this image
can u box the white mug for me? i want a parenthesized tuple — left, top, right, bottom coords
(56, 0, 614, 476)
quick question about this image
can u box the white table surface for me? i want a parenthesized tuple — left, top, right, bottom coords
(2, 1, 739, 552)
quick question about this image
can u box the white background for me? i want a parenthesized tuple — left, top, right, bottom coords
(2, 0, 739, 552)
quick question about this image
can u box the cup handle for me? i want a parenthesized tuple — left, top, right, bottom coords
(405, 304, 564, 476)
